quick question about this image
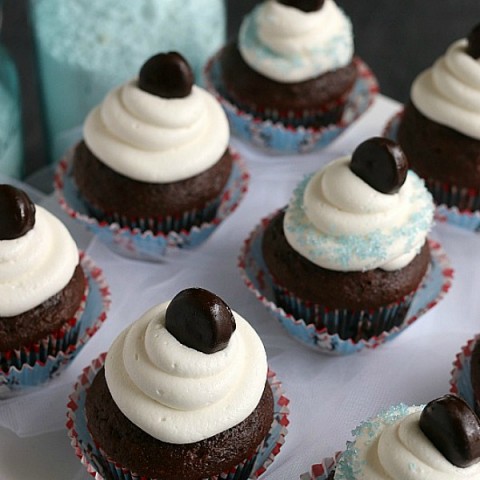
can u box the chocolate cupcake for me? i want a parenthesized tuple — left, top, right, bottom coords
(302, 395, 480, 479)
(73, 51, 233, 231)
(264, 138, 433, 340)
(397, 23, 480, 213)
(57, 52, 249, 260)
(0, 185, 109, 392)
(205, 0, 378, 153)
(68, 288, 288, 479)
(239, 138, 449, 353)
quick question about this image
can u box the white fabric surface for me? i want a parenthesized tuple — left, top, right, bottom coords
(1, 95, 479, 479)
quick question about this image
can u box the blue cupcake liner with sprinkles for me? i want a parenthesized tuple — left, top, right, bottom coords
(449, 334, 480, 410)
(384, 111, 480, 232)
(54, 149, 249, 262)
(238, 212, 453, 355)
(204, 51, 379, 155)
(300, 453, 341, 480)
(67, 354, 289, 480)
(0, 253, 110, 397)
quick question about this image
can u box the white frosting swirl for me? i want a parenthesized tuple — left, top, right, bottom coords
(283, 156, 434, 271)
(104, 301, 268, 444)
(335, 405, 480, 479)
(0, 206, 79, 317)
(83, 81, 230, 183)
(238, 0, 353, 83)
(411, 39, 480, 139)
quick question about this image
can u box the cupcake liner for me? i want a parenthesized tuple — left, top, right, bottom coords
(384, 111, 480, 231)
(0, 253, 110, 397)
(204, 51, 379, 154)
(449, 334, 480, 410)
(271, 281, 416, 342)
(54, 149, 249, 262)
(300, 453, 342, 480)
(0, 276, 89, 373)
(67, 354, 289, 480)
(238, 212, 453, 355)
(84, 196, 221, 236)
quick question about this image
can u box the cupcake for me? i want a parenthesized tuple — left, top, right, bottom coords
(397, 23, 480, 215)
(239, 137, 450, 353)
(68, 288, 288, 479)
(56, 51, 248, 260)
(205, 0, 378, 153)
(0, 185, 109, 392)
(263, 138, 433, 339)
(302, 395, 480, 479)
(450, 334, 480, 418)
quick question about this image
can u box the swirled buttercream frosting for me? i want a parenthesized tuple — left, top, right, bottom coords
(411, 39, 480, 140)
(83, 81, 230, 183)
(0, 205, 79, 317)
(334, 404, 480, 479)
(104, 301, 268, 444)
(238, 0, 353, 83)
(283, 156, 433, 271)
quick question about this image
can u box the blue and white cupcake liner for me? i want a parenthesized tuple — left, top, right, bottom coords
(384, 111, 480, 232)
(449, 334, 480, 410)
(239, 213, 453, 355)
(300, 453, 342, 480)
(67, 354, 289, 480)
(204, 52, 379, 155)
(54, 149, 249, 262)
(0, 253, 110, 397)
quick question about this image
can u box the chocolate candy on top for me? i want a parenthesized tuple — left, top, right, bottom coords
(419, 394, 480, 468)
(0, 184, 36, 240)
(138, 51, 194, 99)
(165, 288, 236, 354)
(466, 23, 480, 59)
(350, 137, 408, 194)
(277, 0, 325, 12)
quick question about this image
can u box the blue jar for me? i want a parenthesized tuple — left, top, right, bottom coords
(0, 7, 24, 178)
(29, 0, 226, 163)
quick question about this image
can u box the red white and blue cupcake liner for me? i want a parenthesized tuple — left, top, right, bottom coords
(238, 212, 453, 355)
(204, 52, 379, 155)
(300, 453, 342, 480)
(67, 353, 289, 480)
(0, 253, 110, 397)
(54, 149, 249, 262)
(449, 334, 480, 410)
(384, 111, 480, 232)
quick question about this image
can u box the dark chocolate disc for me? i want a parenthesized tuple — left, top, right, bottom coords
(350, 137, 408, 194)
(165, 288, 236, 354)
(466, 23, 480, 59)
(277, 0, 325, 12)
(419, 394, 480, 468)
(138, 52, 194, 99)
(0, 184, 36, 240)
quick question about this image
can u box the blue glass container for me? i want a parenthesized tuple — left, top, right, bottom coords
(0, 6, 24, 178)
(29, 0, 226, 163)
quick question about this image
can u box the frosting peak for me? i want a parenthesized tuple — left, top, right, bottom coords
(0, 205, 79, 317)
(105, 300, 267, 444)
(83, 74, 229, 183)
(411, 37, 480, 139)
(283, 153, 434, 272)
(238, 0, 353, 83)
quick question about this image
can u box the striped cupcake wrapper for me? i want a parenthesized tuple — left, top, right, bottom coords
(67, 355, 289, 480)
(0, 279, 89, 372)
(271, 281, 415, 342)
(300, 453, 342, 480)
(0, 253, 111, 396)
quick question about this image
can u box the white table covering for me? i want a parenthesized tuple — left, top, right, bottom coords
(1, 95, 479, 479)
